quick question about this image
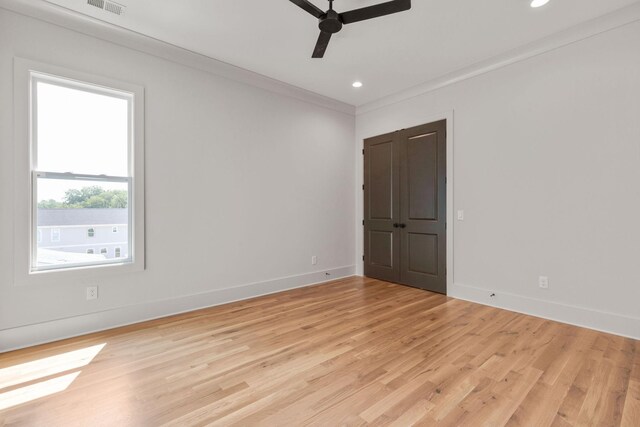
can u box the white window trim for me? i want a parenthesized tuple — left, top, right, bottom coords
(13, 57, 145, 286)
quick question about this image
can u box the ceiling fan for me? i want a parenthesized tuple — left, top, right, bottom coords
(290, 0, 411, 58)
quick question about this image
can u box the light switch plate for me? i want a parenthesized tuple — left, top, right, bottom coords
(457, 210, 464, 221)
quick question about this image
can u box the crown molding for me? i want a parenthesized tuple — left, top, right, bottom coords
(356, 2, 640, 115)
(0, 0, 356, 116)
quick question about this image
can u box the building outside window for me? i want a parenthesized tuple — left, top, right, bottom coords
(87, 227, 95, 238)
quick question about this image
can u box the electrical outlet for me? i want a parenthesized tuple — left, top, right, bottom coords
(457, 210, 464, 221)
(538, 276, 549, 289)
(86, 286, 98, 300)
(311, 256, 317, 265)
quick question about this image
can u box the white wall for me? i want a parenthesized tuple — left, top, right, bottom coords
(356, 21, 640, 339)
(0, 8, 356, 351)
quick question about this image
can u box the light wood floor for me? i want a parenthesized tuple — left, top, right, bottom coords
(0, 277, 638, 426)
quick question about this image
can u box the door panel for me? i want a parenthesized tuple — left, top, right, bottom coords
(407, 233, 438, 275)
(407, 133, 438, 221)
(369, 142, 394, 220)
(399, 120, 447, 293)
(363, 132, 400, 282)
(369, 231, 394, 267)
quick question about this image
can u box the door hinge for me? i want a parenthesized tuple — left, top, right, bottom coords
(362, 149, 365, 155)
(362, 219, 364, 226)
(362, 255, 365, 261)
(362, 184, 365, 190)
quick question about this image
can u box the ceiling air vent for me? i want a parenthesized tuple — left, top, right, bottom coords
(87, 0, 125, 16)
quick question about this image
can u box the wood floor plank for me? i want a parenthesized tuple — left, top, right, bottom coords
(622, 380, 640, 427)
(0, 277, 637, 426)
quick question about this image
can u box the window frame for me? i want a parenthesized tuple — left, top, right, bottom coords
(13, 58, 145, 285)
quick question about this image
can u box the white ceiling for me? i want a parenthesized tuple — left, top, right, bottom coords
(45, 0, 639, 106)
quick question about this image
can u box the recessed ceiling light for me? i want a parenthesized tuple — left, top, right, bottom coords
(530, 0, 550, 8)
(352, 81, 363, 88)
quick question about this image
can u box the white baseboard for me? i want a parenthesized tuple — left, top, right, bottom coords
(449, 282, 640, 341)
(0, 266, 356, 353)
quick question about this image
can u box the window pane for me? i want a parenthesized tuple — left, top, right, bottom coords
(36, 177, 129, 269)
(36, 81, 129, 176)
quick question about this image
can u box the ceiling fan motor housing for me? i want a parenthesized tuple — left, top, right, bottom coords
(319, 9, 343, 34)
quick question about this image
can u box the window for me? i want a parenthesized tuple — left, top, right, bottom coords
(14, 58, 144, 284)
(115, 247, 121, 258)
(112, 226, 118, 233)
(37, 229, 42, 243)
(29, 70, 138, 272)
(50, 228, 61, 243)
(86, 249, 94, 254)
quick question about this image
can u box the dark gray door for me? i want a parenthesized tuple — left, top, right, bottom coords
(363, 131, 400, 283)
(398, 121, 447, 293)
(363, 120, 447, 294)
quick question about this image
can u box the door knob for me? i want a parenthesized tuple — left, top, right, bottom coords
(393, 223, 400, 228)
(400, 224, 407, 228)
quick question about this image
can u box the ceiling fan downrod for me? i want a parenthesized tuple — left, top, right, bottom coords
(319, 0, 342, 34)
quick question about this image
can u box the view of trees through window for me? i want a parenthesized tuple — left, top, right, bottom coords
(38, 186, 128, 209)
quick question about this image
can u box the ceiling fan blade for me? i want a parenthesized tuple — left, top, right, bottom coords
(289, 0, 325, 19)
(339, 0, 411, 25)
(312, 31, 332, 58)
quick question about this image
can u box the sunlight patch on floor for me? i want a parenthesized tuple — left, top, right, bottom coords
(0, 343, 106, 411)
(0, 371, 80, 411)
(0, 343, 105, 389)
